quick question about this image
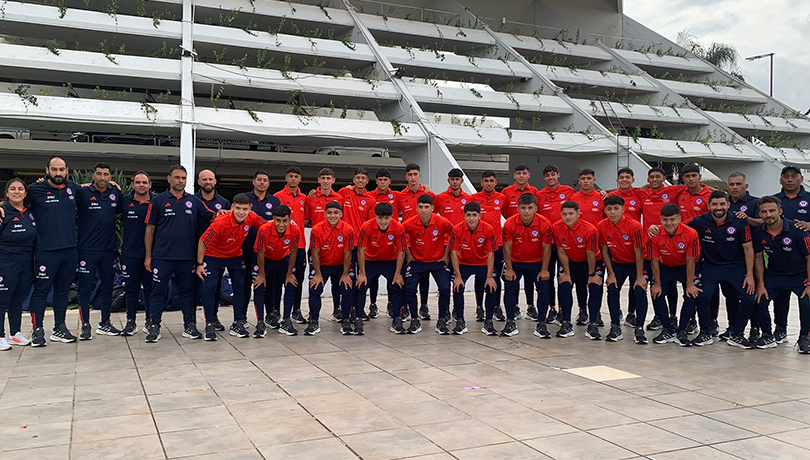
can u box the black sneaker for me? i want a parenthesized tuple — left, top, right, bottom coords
(80, 323, 93, 341)
(556, 322, 574, 338)
(121, 319, 138, 336)
(634, 327, 648, 345)
(646, 316, 663, 331)
(534, 323, 552, 339)
(595, 315, 605, 327)
(748, 328, 761, 344)
(266, 310, 280, 329)
(676, 330, 692, 347)
(546, 309, 561, 326)
(500, 320, 519, 337)
(797, 335, 810, 354)
(390, 317, 406, 334)
(253, 322, 267, 338)
(575, 309, 588, 326)
(754, 335, 777, 349)
(774, 327, 789, 344)
(51, 324, 77, 343)
(145, 325, 161, 343)
(419, 305, 431, 320)
(481, 319, 497, 336)
(229, 321, 249, 338)
(400, 306, 411, 322)
(183, 323, 203, 340)
(624, 312, 637, 327)
(685, 318, 699, 335)
(475, 306, 485, 322)
(407, 318, 422, 334)
(435, 318, 450, 335)
(669, 315, 678, 330)
(304, 321, 321, 335)
(606, 324, 623, 342)
(386, 303, 394, 319)
(452, 319, 468, 335)
(515, 306, 524, 320)
(97, 321, 121, 336)
(653, 330, 676, 344)
(728, 334, 753, 349)
(527, 305, 540, 321)
(585, 324, 601, 340)
(358, 311, 370, 321)
(710, 318, 719, 337)
(31, 327, 47, 347)
(691, 332, 713, 347)
(369, 304, 379, 319)
(213, 319, 226, 331)
(278, 320, 298, 336)
(719, 329, 731, 341)
(341, 319, 354, 335)
(292, 309, 307, 324)
(354, 317, 364, 335)
(204, 323, 217, 341)
(493, 305, 506, 322)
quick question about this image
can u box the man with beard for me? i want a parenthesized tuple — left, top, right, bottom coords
(194, 169, 230, 331)
(119, 171, 155, 336)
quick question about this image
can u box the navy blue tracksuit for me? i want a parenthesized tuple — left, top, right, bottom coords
(309, 264, 354, 321)
(194, 192, 230, 317)
(201, 256, 245, 323)
(607, 261, 648, 326)
(773, 187, 810, 331)
(456, 264, 495, 320)
(405, 261, 451, 319)
(355, 260, 403, 319)
(263, 257, 298, 320)
(718, 192, 761, 326)
(76, 184, 121, 326)
(147, 191, 214, 328)
(243, 191, 280, 322)
(121, 193, 154, 321)
(653, 264, 701, 332)
(0, 203, 37, 337)
(27, 179, 80, 329)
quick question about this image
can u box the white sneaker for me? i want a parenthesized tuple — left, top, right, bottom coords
(9, 332, 30, 346)
(0, 337, 10, 351)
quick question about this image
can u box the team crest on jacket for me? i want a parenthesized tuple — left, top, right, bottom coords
(558, 193, 565, 199)
(592, 200, 599, 206)
(662, 193, 669, 200)
(630, 200, 637, 206)
(576, 237, 583, 243)
(677, 242, 685, 249)
(387, 234, 395, 240)
(740, 205, 748, 212)
(727, 227, 736, 235)
(696, 199, 703, 204)
(432, 229, 439, 236)
(622, 234, 629, 240)
(39, 265, 46, 272)
(283, 239, 290, 244)
(337, 235, 344, 242)
(266, 203, 273, 209)
(388, 194, 393, 199)
(110, 194, 116, 201)
(185, 201, 193, 208)
(361, 200, 367, 205)
(215, 203, 222, 210)
(243, 225, 249, 231)
(531, 230, 539, 237)
(461, 199, 467, 204)
(783, 237, 792, 245)
(801, 201, 808, 207)
(477, 237, 484, 243)
(66, 188, 73, 195)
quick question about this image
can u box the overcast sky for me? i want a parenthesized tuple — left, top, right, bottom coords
(624, 0, 810, 115)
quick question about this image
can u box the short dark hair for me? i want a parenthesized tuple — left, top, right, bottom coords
(93, 162, 112, 173)
(353, 168, 369, 177)
(517, 193, 537, 206)
(448, 168, 464, 178)
(376, 168, 392, 179)
(758, 195, 781, 209)
(578, 168, 595, 178)
(318, 168, 335, 177)
(514, 164, 530, 173)
(728, 172, 747, 181)
(285, 166, 302, 176)
(561, 200, 579, 211)
(542, 164, 559, 175)
(232, 193, 251, 205)
(273, 204, 291, 218)
(617, 167, 634, 178)
(709, 190, 729, 203)
(417, 194, 433, 205)
(680, 164, 700, 176)
(481, 170, 496, 179)
(374, 202, 394, 216)
(253, 170, 269, 180)
(325, 201, 342, 211)
(132, 170, 151, 182)
(604, 195, 624, 207)
(463, 202, 481, 213)
(168, 164, 186, 175)
(648, 167, 666, 176)
(661, 204, 680, 217)
(405, 163, 420, 173)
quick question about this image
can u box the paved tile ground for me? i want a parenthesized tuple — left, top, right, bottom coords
(2, 293, 810, 459)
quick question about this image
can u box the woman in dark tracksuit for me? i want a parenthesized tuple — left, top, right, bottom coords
(0, 178, 37, 350)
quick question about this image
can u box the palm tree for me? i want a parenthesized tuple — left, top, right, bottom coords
(676, 29, 744, 81)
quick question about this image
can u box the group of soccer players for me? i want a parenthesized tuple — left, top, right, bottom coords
(0, 156, 809, 354)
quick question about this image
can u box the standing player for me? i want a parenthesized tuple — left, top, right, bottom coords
(369, 168, 400, 318)
(677, 164, 713, 222)
(196, 194, 264, 340)
(120, 171, 154, 336)
(75, 162, 122, 340)
(194, 169, 230, 331)
(274, 167, 308, 325)
(609, 168, 646, 328)
(254, 205, 300, 336)
(473, 171, 507, 321)
(402, 195, 454, 334)
(337, 168, 376, 320)
(144, 165, 216, 343)
(598, 195, 648, 344)
(435, 168, 471, 226)
(304, 167, 341, 325)
(502, 193, 553, 337)
(245, 171, 281, 329)
(397, 164, 435, 320)
(553, 201, 603, 339)
(450, 202, 497, 335)
(570, 169, 605, 226)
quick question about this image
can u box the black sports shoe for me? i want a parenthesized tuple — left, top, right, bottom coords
(354, 317, 364, 335)
(358, 311, 370, 321)
(685, 318, 699, 335)
(475, 306, 485, 322)
(595, 315, 605, 327)
(585, 324, 601, 340)
(452, 319, 468, 335)
(145, 325, 161, 343)
(556, 322, 574, 338)
(719, 329, 731, 341)
(646, 316, 663, 331)
(400, 306, 411, 322)
(797, 335, 810, 354)
(527, 305, 540, 321)
(481, 319, 497, 336)
(406, 318, 422, 334)
(121, 319, 138, 336)
(624, 312, 637, 327)
(748, 328, 761, 344)
(386, 303, 394, 319)
(435, 318, 450, 335)
(669, 315, 678, 330)
(278, 320, 298, 336)
(493, 306, 506, 322)
(97, 321, 121, 336)
(691, 332, 713, 347)
(575, 309, 588, 326)
(419, 305, 431, 320)
(183, 323, 203, 340)
(229, 321, 249, 338)
(50, 324, 77, 343)
(754, 335, 777, 349)
(606, 324, 623, 342)
(500, 320, 519, 337)
(390, 317, 406, 334)
(204, 323, 217, 341)
(80, 323, 93, 341)
(213, 319, 226, 331)
(546, 309, 561, 326)
(709, 318, 719, 337)
(31, 327, 46, 347)
(266, 310, 280, 329)
(634, 327, 648, 345)
(534, 323, 552, 339)
(451, 310, 458, 323)
(515, 306, 524, 320)
(653, 330, 676, 344)
(728, 335, 753, 349)
(676, 331, 692, 347)
(292, 309, 307, 324)
(369, 304, 379, 319)
(774, 327, 789, 344)
(253, 322, 267, 338)
(341, 319, 354, 335)
(304, 321, 321, 335)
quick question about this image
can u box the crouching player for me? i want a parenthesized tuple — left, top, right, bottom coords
(254, 205, 300, 336)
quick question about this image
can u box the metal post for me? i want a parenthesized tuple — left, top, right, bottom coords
(769, 53, 773, 97)
(180, 0, 195, 192)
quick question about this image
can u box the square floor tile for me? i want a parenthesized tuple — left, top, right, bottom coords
(649, 415, 757, 444)
(413, 419, 511, 451)
(591, 422, 699, 456)
(524, 431, 636, 460)
(342, 427, 443, 460)
(564, 365, 640, 382)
